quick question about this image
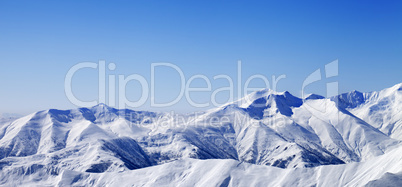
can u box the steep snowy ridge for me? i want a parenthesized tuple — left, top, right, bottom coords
(329, 83, 402, 140)
(0, 106, 161, 174)
(0, 83, 401, 186)
(347, 83, 402, 140)
(293, 99, 396, 162)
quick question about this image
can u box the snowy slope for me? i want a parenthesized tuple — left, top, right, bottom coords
(292, 98, 397, 162)
(71, 144, 402, 187)
(337, 83, 402, 140)
(1, 144, 401, 186)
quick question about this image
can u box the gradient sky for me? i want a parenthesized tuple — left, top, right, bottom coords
(1, 0, 401, 114)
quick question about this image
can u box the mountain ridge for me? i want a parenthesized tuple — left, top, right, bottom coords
(0, 83, 401, 186)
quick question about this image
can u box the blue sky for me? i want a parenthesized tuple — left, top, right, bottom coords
(1, 1, 401, 114)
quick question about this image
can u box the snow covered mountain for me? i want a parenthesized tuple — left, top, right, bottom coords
(0, 83, 401, 186)
(331, 83, 402, 140)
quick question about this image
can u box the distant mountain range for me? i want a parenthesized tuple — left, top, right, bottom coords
(0, 83, 401, 186)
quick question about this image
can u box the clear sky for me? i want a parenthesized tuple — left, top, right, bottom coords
(1, 0, 401, 114)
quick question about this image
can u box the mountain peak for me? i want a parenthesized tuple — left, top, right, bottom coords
(248, 89, 296, 100)
(331, 90, 366, 109)
(94, 103, 109, 107)
(237, 89, 302, 118)
(91, 103, 113, 112)
(304, 93, 325, 100)
(252, 88, 281, 97)
(236, 89, 297, 107)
